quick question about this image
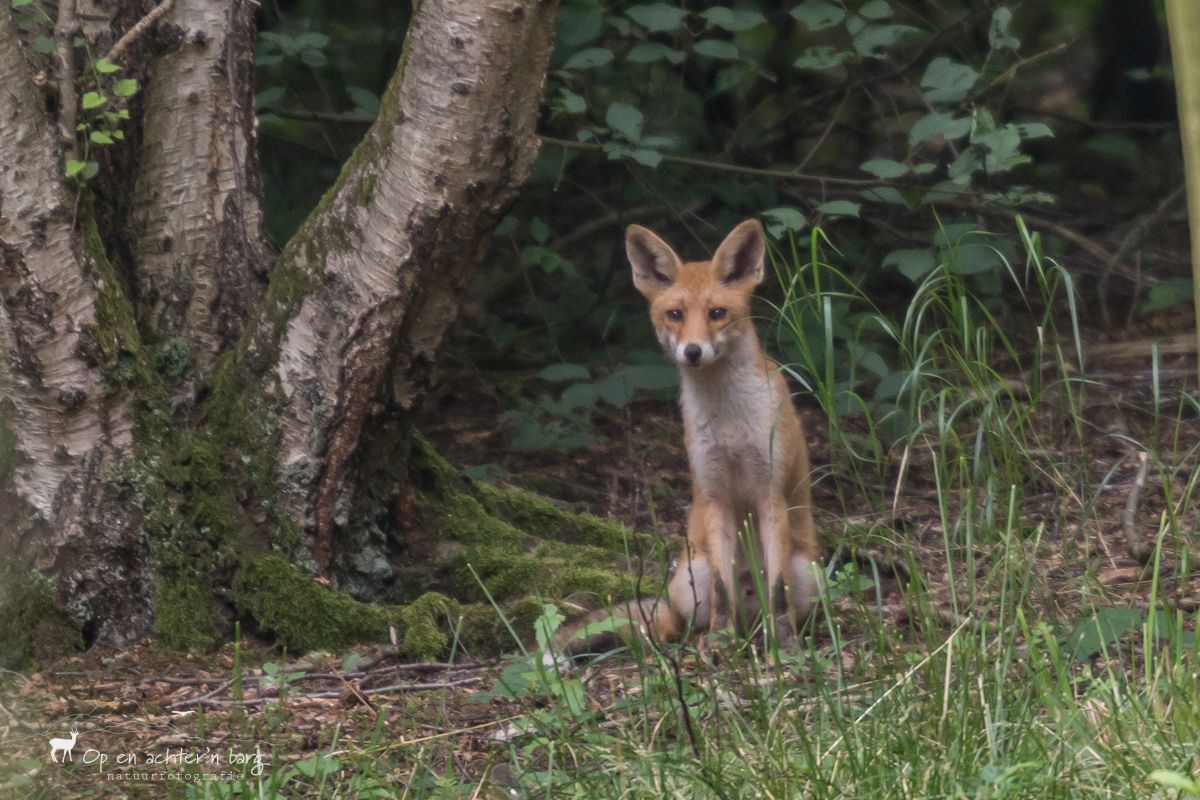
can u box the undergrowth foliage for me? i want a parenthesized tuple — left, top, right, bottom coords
(170, 218, 1200, 798)
(466, 220, 1200, 798)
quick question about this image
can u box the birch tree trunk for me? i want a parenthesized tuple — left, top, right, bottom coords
(0, 0, 562, 660)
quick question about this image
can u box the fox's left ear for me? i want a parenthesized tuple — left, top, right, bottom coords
(713, 219, 765, 287)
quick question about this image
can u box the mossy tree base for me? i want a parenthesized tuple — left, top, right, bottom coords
(225, 436, 662, 661)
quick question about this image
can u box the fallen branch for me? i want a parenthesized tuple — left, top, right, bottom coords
(178, 675, 483, 708)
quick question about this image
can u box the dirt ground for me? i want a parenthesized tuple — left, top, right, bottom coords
(4, 324, 1200, 796)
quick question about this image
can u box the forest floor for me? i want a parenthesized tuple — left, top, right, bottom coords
(4, 321, 1200, 798)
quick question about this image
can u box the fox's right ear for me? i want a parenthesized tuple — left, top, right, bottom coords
(626, 225, 682, 297)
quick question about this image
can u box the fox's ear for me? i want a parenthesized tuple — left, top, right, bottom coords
(713, 219, 765, 288)
(626, 225, 682, 296)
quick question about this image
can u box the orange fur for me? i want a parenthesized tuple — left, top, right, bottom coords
(627, 219, 822, 647)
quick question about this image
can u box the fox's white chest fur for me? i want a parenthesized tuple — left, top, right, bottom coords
(680, 336, 784, 513)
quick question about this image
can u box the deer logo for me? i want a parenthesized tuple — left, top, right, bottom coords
(49, 729, 79, 763)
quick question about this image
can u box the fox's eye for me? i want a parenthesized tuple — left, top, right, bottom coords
(709, 307, 727, 321)
(666, 309, 683, 322)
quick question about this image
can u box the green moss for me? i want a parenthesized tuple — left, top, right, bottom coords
(406, 432, 663, 624)
(154, 578, 221, 651)
(152, 336, 190, 381)
(357, 174, 377, 207)
(0, 571, 83, 669)
(397, 592, 457, 660)
(479, 483, 642, 551)
(235, 556, 397, 652)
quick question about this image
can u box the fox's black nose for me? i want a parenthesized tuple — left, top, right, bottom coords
(684, 344, 702, 364)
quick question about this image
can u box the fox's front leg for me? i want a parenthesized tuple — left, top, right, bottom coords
(696, 497, 740, 635)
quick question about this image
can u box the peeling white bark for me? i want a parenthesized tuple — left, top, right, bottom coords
(1, 0, 559, 644)
(128, 0, 267, 372)
(270, 0, 559, 573)
(0, 9, 150, 643)
(0, 10, 110, 519)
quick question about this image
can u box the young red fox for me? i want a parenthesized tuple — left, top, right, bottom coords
(553, 220, 822, 657)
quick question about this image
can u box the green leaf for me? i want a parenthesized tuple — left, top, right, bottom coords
(10, 0, 32, 8)
(65, 159, 87, 177)
(538, 363, 591, 382)
(529, 217, 551, 244)
(561, 382, 600, 410)
(974, 125, 1027, 173)
(89, 130, 114, 145)
(702, 6, 767, 32)
(761, 207, 808, 238)
(884, 248, 936, 282)
(790, 0, 845, 31)
(558, 89, 587, 114)
(859, 0, 893, 19)
(300, 49, 327, 68)
(112, 78, 138, 97)
(595, 372, 636, 409)
(626, 3, 688, 33)
(692, 39, 739, 60)
(606, 102, 644, 142)
(557, 6, 604, 48)
(859, 158, 908, 178)
(81, 91, 107, 109)
(34, 35, 55, 54)
(988, 7, 1020, 50)
(921, 57, 979, 103)
(816, 200, 860, 218)
(909, 111, 971, 145)
(1066, 607, 1144, 661)
(1142, 277, 1193, 313)
(82, 161, 99, 179)
(563, 47, 613, 70)
(1147, 770, 1200, 794)
(255, 86, 286, 107)
(853, 24, 918, 57)
(860, 186, 910, 206)
(294, 32, 329, 50)
(626, 43, 684, 65)
(793, 46, 851, 71)
(1015, 121, 1053, 140)
(614, 364, 678, 391)
(534, 603, 566, 651)
(630, 148, 662, 167)
(494, 215, 518, 237)
(94, 58, 121, 74)
(954, 243, 1002, 274)
(346, 85, 379, 115)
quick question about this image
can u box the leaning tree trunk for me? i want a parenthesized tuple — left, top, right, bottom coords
(0, 0, 562, 659)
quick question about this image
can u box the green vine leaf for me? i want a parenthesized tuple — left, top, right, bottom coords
(562, 47, 613, 70)
(692, 39, 740, 60)
(605, 102, 644, 143)
(625, 3, 688, 33)
(112, 78, 139, 97)
(790, 0, 845, 31)
(701, 7, 767, 32)
(94, 58, 121, 74)
(81, 91, 107, 109)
